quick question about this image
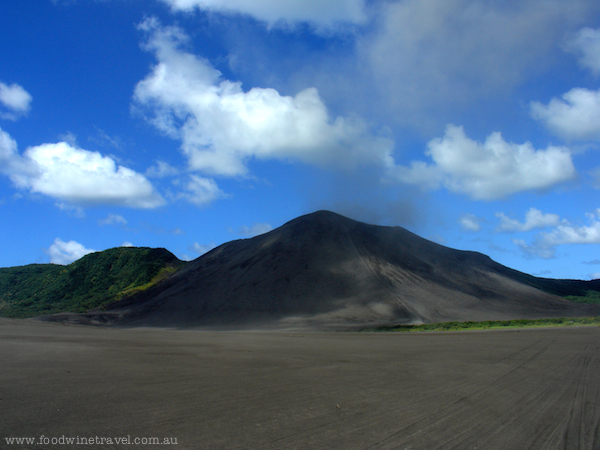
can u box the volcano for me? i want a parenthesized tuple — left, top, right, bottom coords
(48, 210, 600, 328)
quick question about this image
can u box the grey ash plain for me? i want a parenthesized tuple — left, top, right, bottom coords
(2, 318, 599, 449)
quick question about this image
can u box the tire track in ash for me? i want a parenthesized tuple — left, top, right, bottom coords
(260, 334, 563, 450)
(365, 329, 600, 450)
(445, 340, 582, 449)
(561, 340, 600, 450)
(274, 333, 573, 450)
(362, 333, 556, 449)
(227, 337, 482, 450)
(523, 339, 600, 450)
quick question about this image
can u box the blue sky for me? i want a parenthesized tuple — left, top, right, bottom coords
(1, 0, 600, 280)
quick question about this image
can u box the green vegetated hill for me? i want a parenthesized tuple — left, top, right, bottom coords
(565, 290, 600, 304)
(0, 247, 185, 318)
(492, 267, 600, 305)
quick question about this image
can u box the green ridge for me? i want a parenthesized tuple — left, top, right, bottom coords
(0, 247, 185, 318)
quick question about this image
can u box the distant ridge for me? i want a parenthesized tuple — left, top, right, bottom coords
(39, 210, 600, 329)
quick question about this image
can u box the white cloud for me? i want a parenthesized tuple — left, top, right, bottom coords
(190, 241, 216, 256)
(531, 88, 600, 141)
(133, 18, 394, 178)
(564, 27, 600, 75)
(99, 213, 128, 226)
(48, 238, 95, 265)
(145, 160, 179, 178)
(176, 174, 227, 206)
(549, 211, 600, 244)
(0, 82, 32, 120)
(24, 143, 165, 208)
(0, 127, 39, 187)
(514, 209, 600, 258)
(496, 208, 561, 233)
(121, 241, 134, 247)
(0, 127, 165, 208)
(238, 222, 273, 237)
(512, 238, 555, 259)
(56, 202, 85, 218)
(160, 0, 367, 29)
(393, 125, 576, 200)
(459, 214, 481, 232)
(0, 126, 17, 159)
(89, 127, 123, 149)
(58, 131, 78, 146)
(591, 167, 600, 189)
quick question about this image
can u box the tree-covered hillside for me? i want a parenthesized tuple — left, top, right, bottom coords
(0, 247, 185, 318)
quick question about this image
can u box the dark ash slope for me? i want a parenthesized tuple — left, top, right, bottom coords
(44, 211, 600, 328)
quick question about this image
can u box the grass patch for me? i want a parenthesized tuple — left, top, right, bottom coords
(565, 290, 600, 304)
(369, 316, 600, 332)
(111, 265, 179, 302)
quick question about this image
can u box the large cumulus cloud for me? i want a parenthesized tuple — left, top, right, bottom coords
(392, 125, 576, 200)
(133, 18, 394, 179)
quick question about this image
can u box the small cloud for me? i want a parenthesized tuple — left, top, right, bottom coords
(589, 167, 600, 189)
(496, 208, 560, 233)
(583, 259, 600, 265)
(459, 213, 481, 232)
(145, 160, 179, 178)
(564, 27, 600, 76)
(488, 242, 512, 254)
(427, 235, 446, 245)
(140, 222, 185, 235)
(47, 238, 95, 265)
(99, 213, 128, 226)
(56, 202, 85, 218)
(512, 237, 556, 259)
(237, 223, 273, 237)
(531, 88, 600, 141)
(0, 82, 32, 120)
(190, 242, 216, 256)
(121, 241, 134, 247)
(589, 272, 600, 280)
(176, 175, 228, 207)
(58, 131, 78, 146)
(89, 127, 123, 149)
(513, 209, 600, 259)
(533, 269, 552, 277)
